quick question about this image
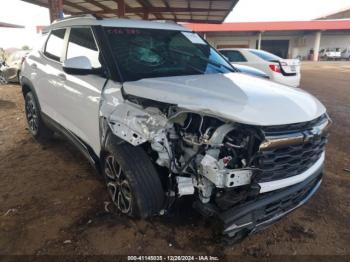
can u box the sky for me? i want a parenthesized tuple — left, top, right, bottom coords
(0, 0, 349, 49)
(226, 0, 350, 21)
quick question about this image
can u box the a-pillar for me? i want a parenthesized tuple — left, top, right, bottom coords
(48, 0, 63, 23)
(313, 31, 322, 61)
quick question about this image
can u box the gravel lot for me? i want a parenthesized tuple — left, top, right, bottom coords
(0, 62, 349, 257)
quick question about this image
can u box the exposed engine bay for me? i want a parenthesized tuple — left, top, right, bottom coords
(107, 97, 268, 213)
(102, 88, 330, 238)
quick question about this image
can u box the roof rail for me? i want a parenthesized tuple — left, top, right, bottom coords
(153, 20, 178, 24)
(52, 14, 103, 24)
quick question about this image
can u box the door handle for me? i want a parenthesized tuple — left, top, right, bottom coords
(58, 73, 66, 81)
(31, 63, 37, 69)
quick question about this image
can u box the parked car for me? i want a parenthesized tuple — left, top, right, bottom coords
(1, 50, 29, 83)
(218, 48, 301, 87)
(319, 48, 342, 60)
(340, 48, 350, 60)
(21, 15, 330, 242)
(231, 63, 269, 79)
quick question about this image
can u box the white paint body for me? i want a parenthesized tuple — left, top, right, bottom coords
(124, 72, 325, 126)
(23, 50, 106, 155)
(22, 17, 327, 196)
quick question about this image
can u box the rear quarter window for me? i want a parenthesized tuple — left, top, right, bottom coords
(220, 50, 247, 62)
(249, 49, 281, 62)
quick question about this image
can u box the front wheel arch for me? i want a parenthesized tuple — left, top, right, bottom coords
(101, 133, 165, 218)
(21, 77, 42, 110)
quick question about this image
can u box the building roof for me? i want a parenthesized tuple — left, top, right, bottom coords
(21, 0, 239, 23)
(316, 7, 350, 20)
(185, 19, 350, 32)
(0, 22, 25, 28)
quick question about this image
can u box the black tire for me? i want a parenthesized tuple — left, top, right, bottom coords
(0, 72, 7, 85)
(102, 137, 165, 218)
(24, 91, 53, 143)
(17, 70, 21, 84)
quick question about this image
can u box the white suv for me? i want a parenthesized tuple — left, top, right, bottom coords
(21, 15, 330, 241)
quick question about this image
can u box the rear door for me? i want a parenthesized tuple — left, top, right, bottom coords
(57, 27, 106, 154)
(34, 28, 68, 121)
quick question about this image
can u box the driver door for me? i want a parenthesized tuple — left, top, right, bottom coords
(56, 27, 106, 155)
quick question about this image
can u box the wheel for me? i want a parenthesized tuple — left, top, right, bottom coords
(103, 139, 165, 218)
(0, 72, 7, 85)
(24, 91, 53, 143)
(17, 70, 21, 84)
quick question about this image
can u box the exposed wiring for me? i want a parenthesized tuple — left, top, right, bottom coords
(183, 114, 193, 130)
(199, 115, 204, 136)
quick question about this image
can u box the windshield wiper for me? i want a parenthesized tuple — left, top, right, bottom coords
(185, 63, 206, 74)
(170, 48, 236, 73)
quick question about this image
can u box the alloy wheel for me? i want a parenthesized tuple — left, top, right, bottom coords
(104, 155, 133, 214)
(0, 73, 7, 85)
(25, 95, 39, 134)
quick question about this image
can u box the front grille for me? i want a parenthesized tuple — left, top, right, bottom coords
(220, 171, 322, 236)
(256, 175, 320, 224)
(261, 114, 328, 135)
(256, 115, 328, 183)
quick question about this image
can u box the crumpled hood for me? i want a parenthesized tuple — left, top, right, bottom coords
(123, 72, 326, 126)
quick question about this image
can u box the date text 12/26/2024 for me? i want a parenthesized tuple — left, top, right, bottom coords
(128, 256, 220, 261)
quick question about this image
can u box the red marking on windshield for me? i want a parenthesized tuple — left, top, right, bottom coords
(107, 28, 141, 35)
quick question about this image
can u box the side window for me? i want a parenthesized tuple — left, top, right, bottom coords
(220, 50, 247, 62)
(44, 29, 66, 62)
(66, 27, 101, 68)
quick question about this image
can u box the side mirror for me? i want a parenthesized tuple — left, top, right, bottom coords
(63, 56, 94, 75)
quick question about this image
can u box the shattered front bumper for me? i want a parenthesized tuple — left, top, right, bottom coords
(219, 164, 323, 238)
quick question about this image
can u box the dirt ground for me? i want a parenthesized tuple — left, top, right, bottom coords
(0, 62, 350, 257)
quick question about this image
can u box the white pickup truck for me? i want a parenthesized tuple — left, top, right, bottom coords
(319, 48, 342, 60)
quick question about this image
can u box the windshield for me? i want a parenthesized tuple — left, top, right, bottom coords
(104, 27, 234, 81)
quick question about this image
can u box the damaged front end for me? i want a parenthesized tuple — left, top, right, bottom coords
(101, 94, 330, 239)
